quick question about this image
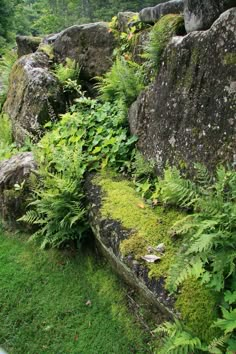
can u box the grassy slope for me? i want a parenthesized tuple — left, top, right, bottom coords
(0, 232, 151, 354)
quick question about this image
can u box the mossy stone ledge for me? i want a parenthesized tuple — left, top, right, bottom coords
(85, 173, 219, 341)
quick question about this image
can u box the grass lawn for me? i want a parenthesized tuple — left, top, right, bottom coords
(0, 231, 152, 354)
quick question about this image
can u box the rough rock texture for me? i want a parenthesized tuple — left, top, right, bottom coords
(3, 51, 65, 144)
(139, 0, 184, 23)
(117, 12, 137, 33)
(129, 8, 236, 173)
(16, 35, 42, 58)
(85, 175, 175, 319)
(0, 152, 36, 226)
(184, 0, 235, 32)
(52, 22, 117, 80)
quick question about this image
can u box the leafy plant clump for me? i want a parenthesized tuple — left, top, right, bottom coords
(21, 97, 137, 248)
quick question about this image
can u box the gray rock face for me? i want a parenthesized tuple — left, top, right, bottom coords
(139, 0, 184, 23)
(16, 35, 42, 58)
(0, 152, 36, 226)
(52, 22, 117, 80)
(129, 8, 236, 173)
(3, 51, 65, 144)
(184, 0, 235, 32)
(117, 12, 138, 33)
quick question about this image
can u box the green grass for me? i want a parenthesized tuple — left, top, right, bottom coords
(0, 231, 151, 354)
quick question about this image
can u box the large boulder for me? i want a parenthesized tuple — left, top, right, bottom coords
(52, 22, 117, 80)
(184, 0, 235, 32)
(139, 0, 184, 23)
(16, 35, 42, 58)
(3, 51, 65, 144)
(0, 152, 36, 227)
(129, 8, 236, 173)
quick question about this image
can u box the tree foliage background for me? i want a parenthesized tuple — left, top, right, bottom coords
(0, 0, 166, 52)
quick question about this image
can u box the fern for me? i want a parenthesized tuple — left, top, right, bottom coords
(19, 147, 88, 248)
(155, 320, 206, 354)
(159, 167, 198, 208)
(96, 56, 145, 106)
(53, 57, 80, 85)
(143, 14, 185, 73)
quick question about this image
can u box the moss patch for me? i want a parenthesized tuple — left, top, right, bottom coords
(176, 278, 220, 342)
(223, 53, 236, 65)
(96, 174, 185, 279)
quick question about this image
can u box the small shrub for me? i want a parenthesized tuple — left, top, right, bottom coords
(21, 97, 137, 248)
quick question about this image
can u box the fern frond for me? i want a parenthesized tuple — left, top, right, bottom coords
(167, 256, 205, 291)
(18, 210, 39, 224)
(160, 167, 198, 208)
(208, 335, 228, 353)
(155, 320, 205, 354)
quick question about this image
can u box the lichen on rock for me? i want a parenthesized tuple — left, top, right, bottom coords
(129, 8, 236, 173)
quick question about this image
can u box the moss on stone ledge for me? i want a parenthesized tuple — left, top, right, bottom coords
(96, 174, 184, 279)
(94, 173, 219, 342)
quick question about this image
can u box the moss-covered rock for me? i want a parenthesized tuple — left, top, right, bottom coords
(176, 279, 220, 342)
(0, 152, 37, 228)
(52, 22, 117, 81)
(16, 35, 42, 58)
(86, 173, 219, 339)
(3, 51, 65, 144)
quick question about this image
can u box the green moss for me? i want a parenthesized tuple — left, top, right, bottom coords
(96, 174, 185, 279)
(38, 43, 54, 60)
(223, 53, 236, 65)
(120, 233, 147, 259)
(95, 174, 220, 343)
(176, 278, 220, 342)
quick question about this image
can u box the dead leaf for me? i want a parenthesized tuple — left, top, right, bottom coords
(137, 203, 145, 209)
(141, 255, 161, 263)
